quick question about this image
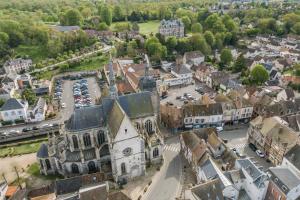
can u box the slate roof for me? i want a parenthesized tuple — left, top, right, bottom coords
(201, 159, 218, 180)
(285, 144, 300, 171)
(55, 172, 106, 196)
(1, 98, 24, 111)
(191, 178, 224, 200)
(285, 88, 295, 100)
(237, 159, 262, 182)
(65, 105, 105, 132)
(118, 92, 154, 119)
(269, 167, 300, 191)
(36, 143, 49, 158)
(172, 64, 191, 75)
(107, 101, 125, 139)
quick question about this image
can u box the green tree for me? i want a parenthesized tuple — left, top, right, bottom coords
(22, 88, 37, 105)
(101, 5, 112, 26)
(189, 34, 211, 55)
(127, 40, 138, 57)
(220, 48, 233, 66)
(132, 22, 139, 32)
(181, 16, 191, 32)
(292, 22, 300, 35)
(61, 9, 83, 26)
(191, 23, 203, 33)
(233, 54, 246, 72)
(97, 22, 109, 31)
(145, 37, 166, 61)
(204, 31, 215, 47)
(0, 99, 4, 107)
(114, 22, 131, 32)
(250, 64, 269, 85)
(176, 38, 192, 54)
(166, 36, 177, 52)
(113, 5, 124, 21)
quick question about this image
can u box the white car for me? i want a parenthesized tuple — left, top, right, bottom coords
(61, 103, 66, 108)
(256, 150, 265, 158)
(216, 127, 223, 132)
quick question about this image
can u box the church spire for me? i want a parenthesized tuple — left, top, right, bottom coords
(108, 53, 118, 99)
(144, 54, 150, 77)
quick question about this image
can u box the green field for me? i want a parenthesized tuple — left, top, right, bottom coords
(14, 45, 48, 63)
(111, 20, 160, 35)
(0, 140, 45, 157)
(139, 21, 160, 35)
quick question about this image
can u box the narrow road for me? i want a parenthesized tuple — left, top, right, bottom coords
(30, 45, 112, 74)
(142, 136, 183, 200)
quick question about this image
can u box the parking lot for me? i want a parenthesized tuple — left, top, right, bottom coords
(160, 84, 204, 106)
(56, 77, 101, 121)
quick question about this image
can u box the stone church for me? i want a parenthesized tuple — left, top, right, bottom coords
(37, 56, 163, 183)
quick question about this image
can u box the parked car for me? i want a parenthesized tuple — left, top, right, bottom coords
(22, 127, 32, 132)
(256, 150, 265, 158)
(248, 143, 257, 152)
(216, 127, 223, 132)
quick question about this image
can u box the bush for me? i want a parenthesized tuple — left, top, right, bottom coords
(15, 119, 25, 124)
(1, 120, 13, 126)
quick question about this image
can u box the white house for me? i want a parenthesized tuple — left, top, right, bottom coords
(162, 59, 193, 87)
(183, 51, 205, 68)
(3, 58, 32, 74)
(197, 157, 239, 199)
(27, 97, 47, 122)
(0, 98, 28, 122)
(234, 158, 269, 200)
(183, 103, 223, 129)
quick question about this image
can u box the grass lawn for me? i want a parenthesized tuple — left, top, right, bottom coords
(14, 45, 48, 63)
(69, 55, 108, 72)
(139, 20, 160, 35)
(0, 140, 45, 157)
(111, 20, 160, 35)
(27, 162, 63, 180)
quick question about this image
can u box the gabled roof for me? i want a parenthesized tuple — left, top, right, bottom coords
(118, 92, 154, 119)
(1, 98, 24, 111)
(285, 144, 300, 171)
(55, 172, 106, 196)
(269, 167, 300, 191)
(37, 143, 49, 158)
(191, 178, 224, 200)
(107, 101, 125, 139)
(65, 105, 105, 132)
(172, 64, 191, 75)
(183, 103, 223, 116)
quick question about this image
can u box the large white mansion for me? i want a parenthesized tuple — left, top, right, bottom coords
(37, 57, 163, 183)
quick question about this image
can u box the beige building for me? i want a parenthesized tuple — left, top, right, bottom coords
(248, 116, 299, 165)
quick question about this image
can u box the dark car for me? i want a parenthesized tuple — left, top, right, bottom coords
(32, 126, 39, 130)
(22, 128, 31, 132)
(249, 143, 257, 152)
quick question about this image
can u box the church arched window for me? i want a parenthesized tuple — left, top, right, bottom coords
(83, 133, 91, 147)
(72, 135, 79, 149)
(145, 120, 153, 134)
(45, 159, 51, 170)
(97, 130, 105, 146)
(71, 163, 79, 174)
(153, 147, 159, 158)
(121, 163, 126, 175)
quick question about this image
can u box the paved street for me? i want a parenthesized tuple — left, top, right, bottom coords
(220, 127, 273, 171)
(142, 136, 183, 200)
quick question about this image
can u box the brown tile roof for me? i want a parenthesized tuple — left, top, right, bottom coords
(5, 186, 18, 198)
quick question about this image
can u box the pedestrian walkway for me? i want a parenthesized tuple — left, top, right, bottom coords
(227, 142, 247, 150)
(164, 143, 181, 153)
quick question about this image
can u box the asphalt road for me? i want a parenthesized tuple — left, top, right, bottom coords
(142, 136, 183, 200)
(220, 127, 273, 171)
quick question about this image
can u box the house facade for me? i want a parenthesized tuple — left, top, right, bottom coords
(0, 98, 28, 122)
(183, 103, 223, 129)
(159, 19, 184, 38)
(3, 58, 32, 74)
